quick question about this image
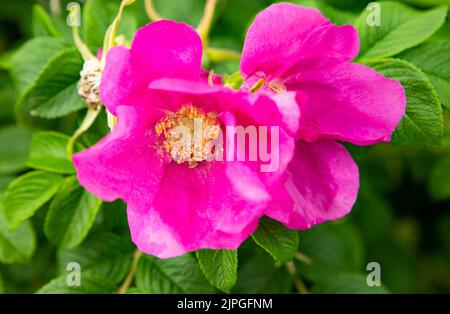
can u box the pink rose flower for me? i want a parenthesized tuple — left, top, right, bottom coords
(73, 20, 296, 258)
(240, 3, 406, 229)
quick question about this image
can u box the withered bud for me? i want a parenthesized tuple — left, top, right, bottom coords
(77, 60, 102, 110)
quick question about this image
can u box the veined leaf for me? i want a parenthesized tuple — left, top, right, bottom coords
(196, 249, 238, 293)
(27, 131, 77, 174)
(366, 58, 443, 145)
(355, 2, 448, 61)
(44, 176, 102, 250)
(251, 217, 299, 264)
(2, 171, 64, 229)
(136, 254, 214, 294)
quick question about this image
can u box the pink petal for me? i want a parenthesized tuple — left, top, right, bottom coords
(266, 140, 359, 229)
(127, 161, 266, 258)
(241, 3, 331, 80)
(288, 62, 406, 145)
(72, 105, 165, 207)
(99, 46, 132, 114)
(99, 20, 203, 114)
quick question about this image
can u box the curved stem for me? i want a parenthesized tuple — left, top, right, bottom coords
(67, 107, 102, 158)
(205, 46, 241, 63)
(72, 25, 96, 61)
(286, 261, 309, 294)
(68, 4, 96, 61)
(101, 0, 136, 68)
(118, 250, 143, 294)
(196, 0, 218, 44)
(144, 0, 163, 21)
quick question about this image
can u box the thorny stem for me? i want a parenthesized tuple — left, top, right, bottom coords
(67, 107, 102, 158)
(286, 261, 309, 294)
(118, 250, 143, 294)
(196, 0, 218, 44)
(144, 0, 163, 21)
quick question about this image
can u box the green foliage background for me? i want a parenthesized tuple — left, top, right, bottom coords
(0, 0, 449, 294)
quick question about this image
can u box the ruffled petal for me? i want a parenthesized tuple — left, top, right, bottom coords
(99, 20, 203, 114)
(127, 161, 265, 258)
(241, 3, 331, 80)
(266, 140, 359, 229)
(72, 106, 165, 207)
(289, 62, 406, 145)
(99, 46, 132, 114)
(130, 20, 202, 85)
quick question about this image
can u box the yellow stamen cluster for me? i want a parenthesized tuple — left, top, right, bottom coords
(155, 105, 221, 168)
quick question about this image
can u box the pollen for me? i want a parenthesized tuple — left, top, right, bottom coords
(155, 105, 221, 168)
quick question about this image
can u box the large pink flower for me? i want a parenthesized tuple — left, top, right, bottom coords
(240, 3, 406, 229)
(73, 20, 296, 258)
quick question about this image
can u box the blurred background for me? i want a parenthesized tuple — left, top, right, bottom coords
(0, 0, 449, 293)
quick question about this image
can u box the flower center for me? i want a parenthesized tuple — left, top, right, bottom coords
(155, 105, 221, 168)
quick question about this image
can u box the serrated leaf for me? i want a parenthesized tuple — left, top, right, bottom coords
(355, 2, 448, 61)
(37, 271, 117, 294)
(312, 273, 388, 294)
(22, 48, 85, 119)
(136, 254, 214, 294)
(45, 176, 102, 250)
(0, 126, 32, 175)
(196, 249, 237, 293)
(57, 232, 134, 284)
(428, 158, 450, 201)
(2, 171, 64, 229)
(10, 37, 69, 96)
(31, 4, 60, 37)
(398, 42, 450, 108)
(296, 223, 364, 282)
(233, 240, 292, 293)
(27, 131, 77, 174)
(0, 203, 36, 264)
(251, 217, 299, 264)
(367, 58, 443, 145)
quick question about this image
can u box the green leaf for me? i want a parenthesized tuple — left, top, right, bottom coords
(27, 131, 77, 174)
(355, 2, 448, 61)
(10, 37, 69, 96)
(0, 126, 32, 175)
(57, 232, 134, 284)
(233, 241, 292, 293)
(136, 254, 214, 293)
(83, 0, 138, 49)
(398, 42, 450, 108)
(251, 217, 299, 264)
(31, 4, 60, 37)
(367, 58, 443, 145)
(45, 176, 102, 250)
(37, 272, 117, 294)
(0, 203, 36, 264)
(296, 222, 364, 282)
(312, 273, 388, 294)
(21, 48, 85, 119)
(428, 158, 450, 201)
(196, 249, 237, 293)
(2, 171, 64, 229)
